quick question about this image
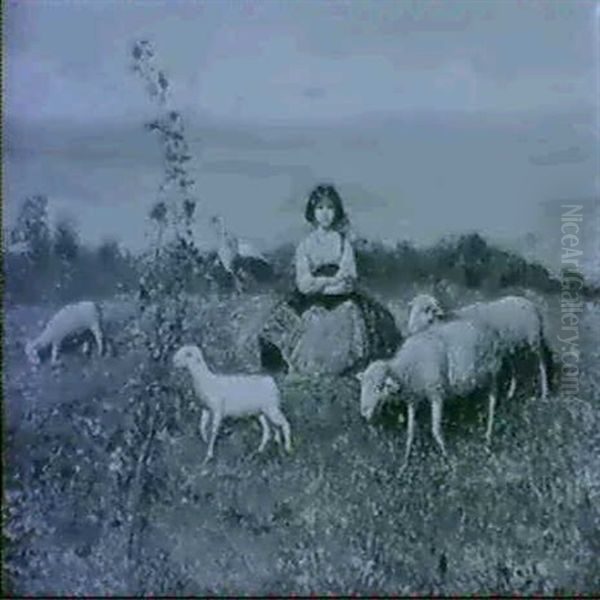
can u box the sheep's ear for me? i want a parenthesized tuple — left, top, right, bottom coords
(355, 371, 364, 382)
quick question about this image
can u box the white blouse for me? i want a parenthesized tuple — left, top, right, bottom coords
(295, 230, 357, 295)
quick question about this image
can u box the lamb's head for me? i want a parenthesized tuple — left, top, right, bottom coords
(407, 294, 445, 335)
(173, 345, 204, 370)
(25, 340, 41, 366)
(356, 360, 399, 421)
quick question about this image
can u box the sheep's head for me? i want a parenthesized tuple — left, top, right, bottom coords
(356, 360, 399, 421)
(407, 294, 445, 335)
(25, 341, 40, 366)
(172, 345, 203, 370)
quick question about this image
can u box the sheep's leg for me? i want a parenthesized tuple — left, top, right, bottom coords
(28, 348, 40, 367)
(266, 406, 292, 453)
(232, 272, 244, 294)
(538, 351, 548, 400)
(401, 403, 416, 471)
(257, 414, 271, 453)
(430, 395, 447, 458)
(200, 409, 211, 443)
(50, 343, 60, 365)
(274, 427, 282, 446)
(204, 411, 222, 463)
(91, 323, 103, 357)
(507, 371, 516, 400)
(485, 381, 498, 446)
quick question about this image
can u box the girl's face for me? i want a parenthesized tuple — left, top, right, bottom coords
(314, 198, 336, 229)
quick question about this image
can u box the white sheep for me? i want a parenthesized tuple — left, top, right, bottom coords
(407, 294, 552, 399)
(25, 300, 104, 366)
(357, 317, 503, 470)
(406, 294, 446, 337)
(172, 344, 292, 462)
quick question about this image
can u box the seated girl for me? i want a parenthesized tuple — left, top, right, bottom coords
(258, 183, 401, 376)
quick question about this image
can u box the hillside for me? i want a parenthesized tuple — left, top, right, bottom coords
(3, 280, 600, 594)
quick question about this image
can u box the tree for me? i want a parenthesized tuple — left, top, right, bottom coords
(97, 238, 121, 270)
(7, 195, 54, 302)
(53, 217, 80, 263)
(10, 195, 51, 265)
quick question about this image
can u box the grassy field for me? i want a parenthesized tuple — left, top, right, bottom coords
(3, 285, 600, 595)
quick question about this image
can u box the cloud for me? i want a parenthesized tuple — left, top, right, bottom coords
(4, 1, 596, 126)
(303, 87, 326, 100)
(5, 53, 151, 123)
(529, 146, 590, 166)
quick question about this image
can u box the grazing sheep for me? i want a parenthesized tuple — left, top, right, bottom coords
(358, 318, 503, 469)
(407, 294, 553, 399)
(172, 344, 292, 462)
(25, 301, 104, 366)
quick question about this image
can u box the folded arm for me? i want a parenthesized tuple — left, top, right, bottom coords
(295, 235, 358, 295)
(295, 243, 330, 294)
(319, 237, 358, 295)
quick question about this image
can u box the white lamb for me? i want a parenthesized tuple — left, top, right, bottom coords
(407, 294, 552, 399)
(406, 294, 446, 337)
(172, 344, 292, 462)
(25, 300, 104, 366)
(358, 317, 503, 470)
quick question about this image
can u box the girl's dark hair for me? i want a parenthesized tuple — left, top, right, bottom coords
(304, 183, 348, 230)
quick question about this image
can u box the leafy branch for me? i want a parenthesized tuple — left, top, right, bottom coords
(125, 40, 204, 586)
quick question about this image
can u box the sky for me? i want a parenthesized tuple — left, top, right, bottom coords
(3, 0, 599, 270)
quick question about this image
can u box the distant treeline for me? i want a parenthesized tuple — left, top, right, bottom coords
(7, 203, 596, 306)
(4, 237, 139, 305)
(358, 233, 562, 294)
(265, 232, 572, 295)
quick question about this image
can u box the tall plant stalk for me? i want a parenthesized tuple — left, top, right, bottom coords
(125, 40, 200, 584)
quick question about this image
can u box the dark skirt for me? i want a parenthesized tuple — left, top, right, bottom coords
(259, 264, 401, 374)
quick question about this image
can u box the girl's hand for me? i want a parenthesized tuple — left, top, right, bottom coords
(311, 276, 331, 293)
(322, 275, 354, 295)
(310, 273, 354, 294)
(332, 273, 354, 286)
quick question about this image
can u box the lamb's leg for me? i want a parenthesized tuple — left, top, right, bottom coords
(200, 409, 211, 443)
(401, 402, 416, 471)
(265, 406, 292, 453)
(538, 351, 549, 400)
(430, 395, 447, 458)
(257, 414, 271, 453)
(91, 323, 103, 357)
(205, 410, 222, 462)
(273, 427, 282, 446)
(485, 382, 498, 446)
